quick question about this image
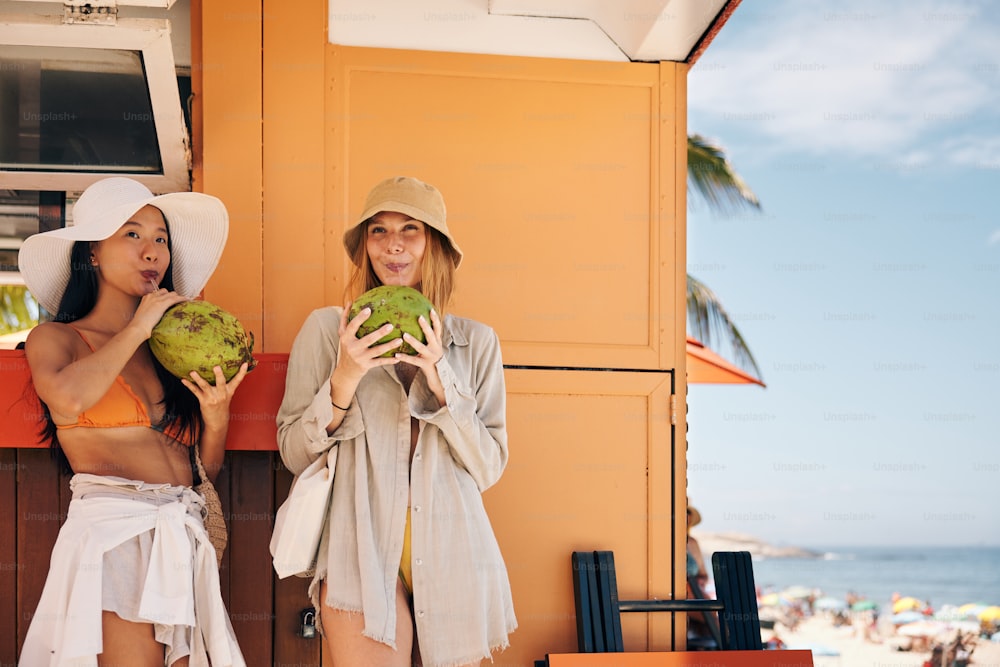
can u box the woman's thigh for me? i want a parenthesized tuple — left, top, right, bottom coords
(320, 578, 414, 667)
(98, 610, 166, 667)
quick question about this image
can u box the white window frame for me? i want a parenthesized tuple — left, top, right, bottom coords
(0, 13, 191, 193)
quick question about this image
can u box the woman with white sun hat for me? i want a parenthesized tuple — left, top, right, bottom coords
(17, 177, 248, 666)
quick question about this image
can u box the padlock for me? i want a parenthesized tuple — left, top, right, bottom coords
(299, 607, 317, 638)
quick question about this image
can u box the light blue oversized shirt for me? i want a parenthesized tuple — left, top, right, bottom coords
(276, 307, 517, 667)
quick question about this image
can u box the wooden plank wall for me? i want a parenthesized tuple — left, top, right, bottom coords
(0, 449, 321, 667)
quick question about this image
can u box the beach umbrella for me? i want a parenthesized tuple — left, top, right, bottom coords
(891, 611, 925, 625)
(897, 620, 948, 638)
(814, 596, 847, 611)
(979, 606, 1000, 622)
(946, 620, 981, 634)
(686, 336, 766, 386)
(759, 593, 795, 607)
(934, 605, 966, 621)
(851, 600, 878, 612)
(781, 585, 814, 600)
(892, 596, 924, 614)
(958, 603, 989, 618)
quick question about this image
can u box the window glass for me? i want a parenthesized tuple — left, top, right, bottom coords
(0, 45, 161, 173)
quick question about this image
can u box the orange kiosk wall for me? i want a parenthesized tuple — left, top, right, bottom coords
(0, 1, 696, 663)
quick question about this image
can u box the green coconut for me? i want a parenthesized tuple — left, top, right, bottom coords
(349, 285, 433, 357)
(150, 300, 257, 384)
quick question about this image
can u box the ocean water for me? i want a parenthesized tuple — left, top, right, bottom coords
(746, 545, 1000, 610)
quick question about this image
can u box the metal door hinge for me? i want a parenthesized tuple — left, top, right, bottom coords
(669, 394, 677, 425)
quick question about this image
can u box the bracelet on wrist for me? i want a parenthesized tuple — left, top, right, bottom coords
(331, 399, 351, 411)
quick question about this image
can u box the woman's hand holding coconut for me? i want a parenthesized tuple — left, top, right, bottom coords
(396, 309, 446, 406)
(326, 305, 404, 432)
(337, 304, 405, 374)
(129, 287, 189, 338)
(330, 303, 447, 427)
(182, 362, 250, 442)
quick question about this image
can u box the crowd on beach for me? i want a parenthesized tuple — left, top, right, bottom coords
(685, 501, 1000, 664)
(749, 586, 1000, 666)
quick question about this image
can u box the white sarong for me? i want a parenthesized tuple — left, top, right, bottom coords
(19, 474, 246, 667)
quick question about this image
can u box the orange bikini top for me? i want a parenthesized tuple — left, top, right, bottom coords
(55, 325, 191, 445)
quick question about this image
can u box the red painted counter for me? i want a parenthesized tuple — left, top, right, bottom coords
(0, 350, 287, 450)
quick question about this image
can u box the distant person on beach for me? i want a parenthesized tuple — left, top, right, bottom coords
(763, 631, 786, 650)
(686, 500, 709, 588)
(862, 609, 881, 643)
(685, 499, 714, 646)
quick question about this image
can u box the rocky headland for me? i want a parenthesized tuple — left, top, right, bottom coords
(690, 530, 822, 559)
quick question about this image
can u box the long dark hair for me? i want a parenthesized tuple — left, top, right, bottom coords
(38, 236, 203, 475)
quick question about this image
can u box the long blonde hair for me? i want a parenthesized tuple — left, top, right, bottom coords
(344, 223, 457, 316)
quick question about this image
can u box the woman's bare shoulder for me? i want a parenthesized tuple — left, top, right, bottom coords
(26, 320, 77, 343)
(24, 322, 79, 362)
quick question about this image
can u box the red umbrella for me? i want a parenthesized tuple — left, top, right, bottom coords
(686, 336, 765, 386)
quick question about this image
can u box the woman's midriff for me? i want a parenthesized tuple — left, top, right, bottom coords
(58, 426, 195, 486)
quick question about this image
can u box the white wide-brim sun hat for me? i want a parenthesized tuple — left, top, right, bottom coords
(19, 177, 229, 315)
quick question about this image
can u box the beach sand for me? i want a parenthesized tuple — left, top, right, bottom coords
(766, 614, 1000, 667)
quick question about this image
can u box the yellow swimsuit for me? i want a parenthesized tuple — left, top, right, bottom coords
(399, 408, 419, 596)
(399, 506, 413, 595)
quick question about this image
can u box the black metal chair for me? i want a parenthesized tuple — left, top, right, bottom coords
(570, 550, 763, 653)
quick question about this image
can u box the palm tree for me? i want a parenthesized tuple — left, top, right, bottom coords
(686, 134, 763, 379)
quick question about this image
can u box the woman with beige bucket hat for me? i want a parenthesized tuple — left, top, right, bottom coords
(277, 176, 517, 667)
(17, 177, 248, 666)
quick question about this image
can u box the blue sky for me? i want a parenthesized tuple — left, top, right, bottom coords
(684, 0, 999, 547)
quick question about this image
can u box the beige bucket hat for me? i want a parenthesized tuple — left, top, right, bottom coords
(344, 176, 463, 268)
(19, 177, 229, 314)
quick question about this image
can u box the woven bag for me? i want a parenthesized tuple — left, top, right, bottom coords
(193, 446, 228, 568)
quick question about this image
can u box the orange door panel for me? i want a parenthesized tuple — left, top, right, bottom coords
(486, 368, 677, 661)
(326, 46, 681, 371)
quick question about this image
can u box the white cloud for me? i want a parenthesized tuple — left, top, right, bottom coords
(942, 135, 1000, 169)
(989, 229, 1000, 245)
(689, 0, 1000, 163)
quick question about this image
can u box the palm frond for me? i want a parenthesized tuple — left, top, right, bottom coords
(686, 273, 763, 380)
(687, 134, 761, 214)
(685, 133, 764, 379)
